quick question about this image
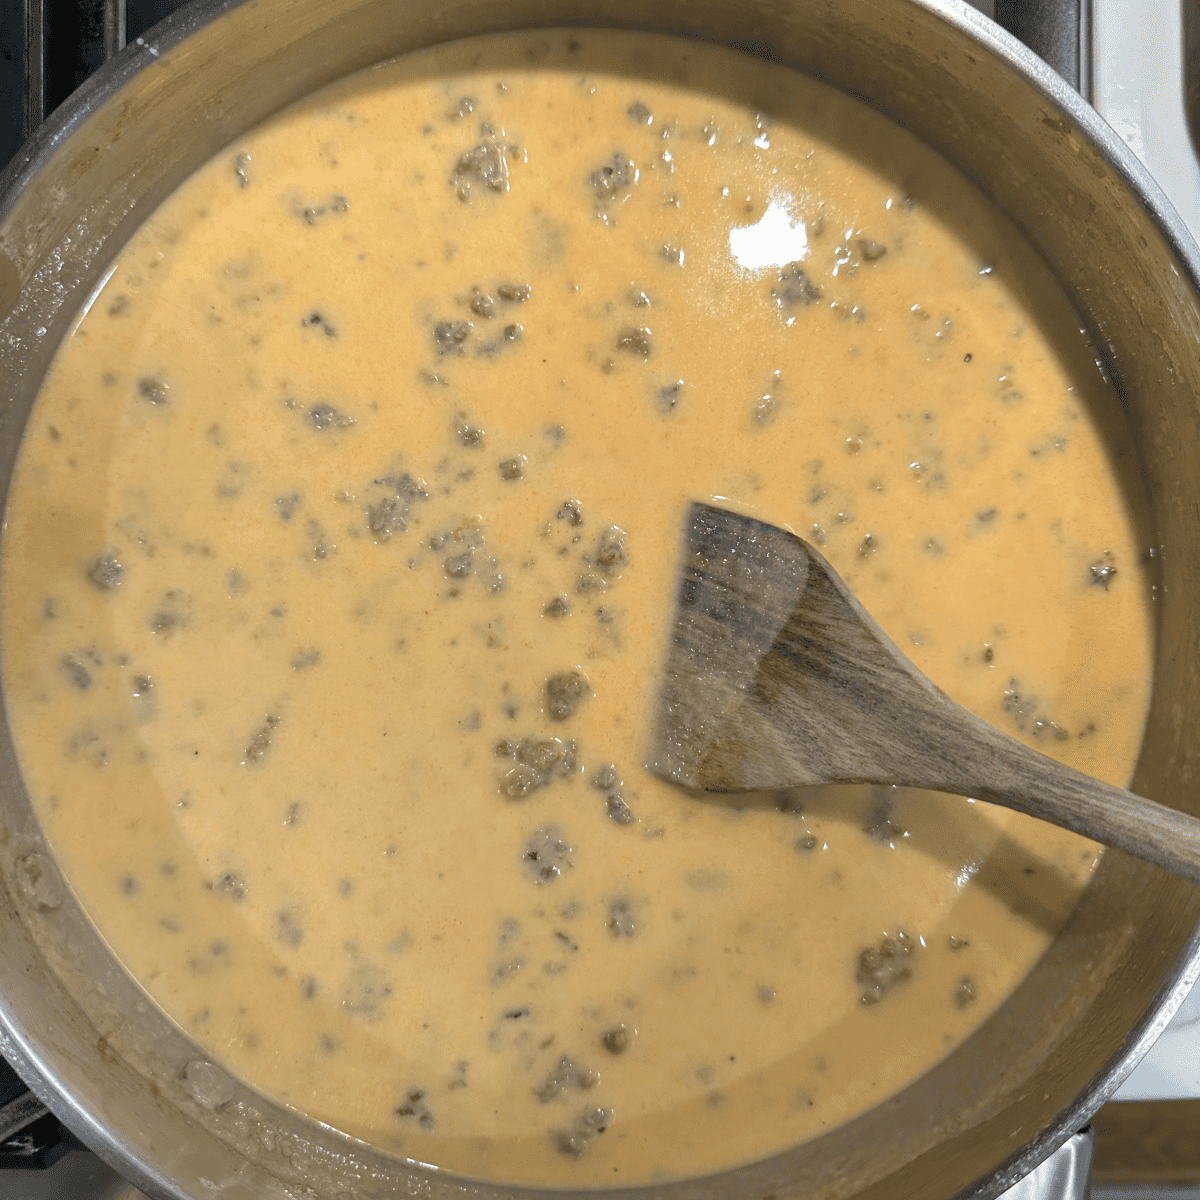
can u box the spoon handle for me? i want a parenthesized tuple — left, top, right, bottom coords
(911, 695, 1200, 885)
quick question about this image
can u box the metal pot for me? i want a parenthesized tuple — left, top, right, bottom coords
(1, 1, 1199, 1197)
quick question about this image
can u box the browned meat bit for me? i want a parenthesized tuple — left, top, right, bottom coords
(455, 416, 485, 447)
(433, 320, 472, 354)
(856, 931, 915, 1004)
(277, 909, 303, 947)
(546, 671, 590, 721)
(301, 311, 337, 338)
(554, 1107, 611, 1157)
(1090, 553, 1118, 589)
(595, 526, 627, 572)
(601, 1025, 633, 1055)
(275, 493, 300, 521)
(534, 1055, 598, 1101)
(772, 262, 821, 316)
(605, 794, 634, 825)
(61, 654, 92, 690)
(503, 323, 523, 342)
(497, 282, 531, 302)
(543, 595, 570, 618)
(557, 499, 583, 525)
(147, 589, 191, 637)
(947, 935, 970, 951)
(590, 153, 636, 203)
(469, 287, 495, 318)
(88, 553, 124, 590)
(522, 825, 573, 885)
(498, 455, 525, 481)
(656, 380, 683, 413)
(955, 976, 977, 1008)
(217, 871, 246, 901)
(444, 551, 473, 579)
(233, 152, 252, 187)
(607, 897, 636, 938)
(244, 713, 281, 764)
(137, 376, 169, 404)
(365, 472, 428, 541)
(454, 130, 510, 199)
(498, 737, 578, 798)
(309, 403, 354, 430)
(395, 1088, 436, 1130)
(591, 763, 633, 825)
(858, 237, 888, 262)
(616, 327, 652, 357)
(628, 102, 652, 125)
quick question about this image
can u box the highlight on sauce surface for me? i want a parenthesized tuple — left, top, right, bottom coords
(0, 29, 1152, 1187)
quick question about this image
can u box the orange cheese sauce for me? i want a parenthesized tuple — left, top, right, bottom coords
(1, 30, 1152, 1187)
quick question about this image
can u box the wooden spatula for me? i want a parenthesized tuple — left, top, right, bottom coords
(647, 502, 1200, 884)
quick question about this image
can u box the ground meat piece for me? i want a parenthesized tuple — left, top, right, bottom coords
(366, 472, 428, 541)
(1090, 555, 1118, 589)
(309, 403, 354, 430)
(601, 1025, 632, 1054)
(772, 262, 821, 311)
(469, 287, 495, 318)
(454, 134, 510, 197)
(433, 320, 472, 354)
(607, 897, 636, 938)
(367, 496, 406, 538)
(590, 153, 636, 202)
(500, 765, 543, 799)
(554, 1108, 612, 1157)
(147, 590, 191, 637)
(858, 237, 888, 261)
(395, 1088, 436, 1130)
(244, 714, 281, 764)
(88, 554, 124, 590)
(522, 825, 573, 884)
(628, 102, 652, 124)
(605, 793, 634, 825)
(533, 1055, 598, 1102)
(498, 737, 577, 797)
(301, 311, 338, 338)
(955, 976, 977, 1008)
(137, 376, 169, 404)
(217, 871, 246, 901)
(61, 655, 92, 690)
(616, 327, 652, 358)
(656, 380, 683, 413)
(498, 456, 525, 481)
(444, 551, 473, 578)
(456, 419, 485, 447)
(497, 283, 531, 302)
(591, 764, 620, 791)
(546, 671, 590, 721)
(277, 909, 304, 947)
(856, 931, 915, 1004)
(595, 526, 627, 571)
(275, 493, 300, 521)
(557, 499, 583, 525)
(543, 595, 570, 617)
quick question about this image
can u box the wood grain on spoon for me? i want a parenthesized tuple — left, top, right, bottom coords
(648, 502, 1200, 884)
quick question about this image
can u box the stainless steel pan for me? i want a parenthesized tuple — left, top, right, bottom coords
(1, 2, 1199, 1197)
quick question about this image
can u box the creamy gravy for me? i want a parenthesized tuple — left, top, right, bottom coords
(2, 31, 1153, 1186)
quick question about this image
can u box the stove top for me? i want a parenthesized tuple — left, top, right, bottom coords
(0, 1, 1198, 1196)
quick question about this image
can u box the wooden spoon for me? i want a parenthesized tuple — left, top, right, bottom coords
(647, 502, 1200, 884)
